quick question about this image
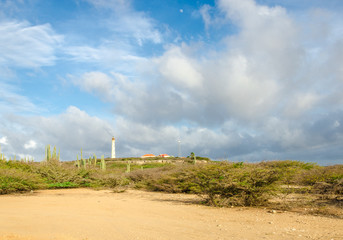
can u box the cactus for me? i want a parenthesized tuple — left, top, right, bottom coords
(76, 155, 80, 169)
(100, 155, 106, 171)
(48, 145, 51, 161)
(14, 155, 16, 161)
(58, 149, 60, 161)
(82, 158, 86, 168)
(52, 146, 57, 159)
(79, 148, 87, 168)
(93, 154, 97, 167)
(46, 145, 51, 162)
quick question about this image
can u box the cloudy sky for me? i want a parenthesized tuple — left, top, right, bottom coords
(0, 0, 342, 165)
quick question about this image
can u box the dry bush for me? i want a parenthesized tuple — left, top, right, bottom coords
(296, 165, 343, 197)
(132, 162, 280, 207)
(88, 170, 130, 191)
(0, 168, 45, 194)
(127, 164, 180, 190)
(35, 161, 93, 187)
(299, 165, 343, 186)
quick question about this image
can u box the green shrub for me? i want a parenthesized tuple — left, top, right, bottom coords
(138, 162, 280, 206)
(35, 161, 92, 187)
(260, 160, 317, 170)
(48, 182, 78, 189)
(299, 165, 343, 186)
(0, 160, 35, 172)
(0, 168, 44, 194)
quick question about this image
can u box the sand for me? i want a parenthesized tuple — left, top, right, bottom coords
(0, 188, 342, 240)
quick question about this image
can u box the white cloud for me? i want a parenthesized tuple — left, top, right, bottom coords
(0, 106, 115, 161)
(85, 0, 162, 45)
(333, 120, 340, 128)
(24, 140, 37, 150)
(0, 82, 41, 114)
(0, 136, 8, 145)
(283, 93, 321, 117)
(0, 21, 63, 68)
(71, 71, 115, 101)
(157, 45, 203, 89)
(199, 4, 213, 31)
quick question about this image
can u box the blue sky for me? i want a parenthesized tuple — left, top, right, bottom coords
(0, 0, 343, 165)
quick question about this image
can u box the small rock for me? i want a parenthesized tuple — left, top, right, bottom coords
(268, 210, 277, 214)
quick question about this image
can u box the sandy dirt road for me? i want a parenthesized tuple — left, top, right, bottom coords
(0, 188, 342, 240)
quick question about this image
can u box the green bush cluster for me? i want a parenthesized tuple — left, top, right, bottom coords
(1, 158, 342, 213)
(0, 168, 44, 194)
(129, 163, 280, 206)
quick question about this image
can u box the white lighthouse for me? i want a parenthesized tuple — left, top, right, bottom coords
(111, 137, 116, 159)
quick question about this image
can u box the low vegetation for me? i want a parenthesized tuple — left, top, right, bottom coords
(0, 154, 342, 218)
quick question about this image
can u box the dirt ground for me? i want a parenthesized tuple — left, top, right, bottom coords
(0, 189, 342, 240)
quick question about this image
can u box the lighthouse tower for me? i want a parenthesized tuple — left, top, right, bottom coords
(111, 137, 116, 159)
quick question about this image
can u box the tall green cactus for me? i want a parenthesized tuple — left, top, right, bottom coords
(76, 154, 80, 168)
(82, 158, 86, 168)
(52, 146, 57, 159)
(93, 154, 97, 167)
(46, 145, 51, 162)
(100, 155, 106, 171)
(79, 148, 87, 168)
(58, 149, 60, 161)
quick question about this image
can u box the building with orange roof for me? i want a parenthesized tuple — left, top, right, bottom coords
(141, 154, 156, 158)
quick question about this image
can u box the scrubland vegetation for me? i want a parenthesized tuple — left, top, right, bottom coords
(0, 152, 342, 218)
